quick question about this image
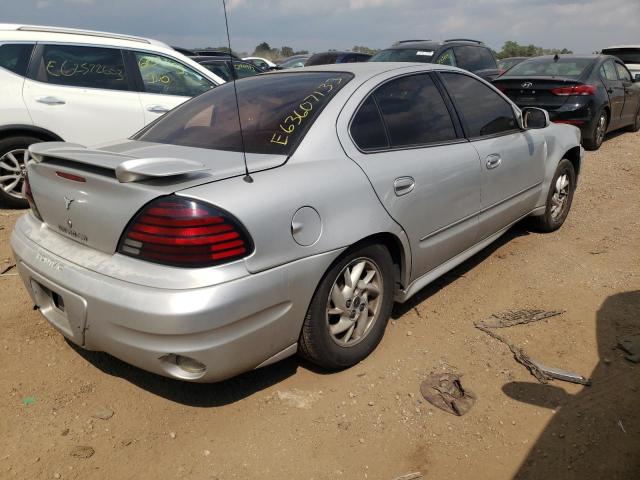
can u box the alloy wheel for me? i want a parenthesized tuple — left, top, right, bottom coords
(595, 113, 606, 146)
(0, 148, 28, 200)
(550, 173, 570, 220)
(326, 258, 383, 347)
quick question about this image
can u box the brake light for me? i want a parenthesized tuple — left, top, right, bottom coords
(551, 84, 597, 96)
(118, 196, 253, 268)
(22, 173, 42, 221)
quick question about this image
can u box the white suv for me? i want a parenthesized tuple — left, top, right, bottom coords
(0, 24, 225, 207)
(602, 45, 640, 80)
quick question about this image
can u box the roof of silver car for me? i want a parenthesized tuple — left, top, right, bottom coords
(280, 62, 451, 78)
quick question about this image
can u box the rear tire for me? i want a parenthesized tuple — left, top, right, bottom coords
(531, 159, 576, 233)
(298, 243, 394, 370)
(626, 106, 640, 133)
(0, 136, 41, 209)
(583, 110, 607, 151)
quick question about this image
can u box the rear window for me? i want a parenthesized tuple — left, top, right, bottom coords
(0, 43, 34, 76)
(136, 72, 353, 155)
(504, 57, 592, 78)
(602, 49, 640, 64)
(306, 53, 339, 66)
(453, 46, 496, 71)
(370, 49, 435, 63)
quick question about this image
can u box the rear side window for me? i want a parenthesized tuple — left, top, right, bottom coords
(37, 45, 129, 90)
(135, 52, 213, 97)
(0, 43, 34, 76)
(601, 61, 618, 81)
(615, 62, 632, 81)
(136, 72, 353, 155)
(441, 72, 517, 138)
(350, 96, 388, 150)
(370, 73, 456, 148)
(435, 49, 457, 67)
(234, 62, 260, 78)
(453, 46, 496, 71)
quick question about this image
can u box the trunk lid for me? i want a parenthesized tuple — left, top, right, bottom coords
(493, 76, 584, 110)
(27, 140, 285, 254)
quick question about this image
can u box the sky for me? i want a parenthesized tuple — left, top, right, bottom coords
(2, 0, 638, 55)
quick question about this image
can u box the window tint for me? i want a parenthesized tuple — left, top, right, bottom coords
(136, 72, 353, 155)
(435, 49, 457, 67)
(0, 43, 34, 76)
(373, 73, 456, 147)
(306, 53, 338, 66)
(615, 62, 632, 81)
(200, 62, 232, 82)
(453, 46, 496, 71)
(601, 61, 618, 81)
(351, 96, 388, 150)
(135, 52, 213, 97)
(441, 72, 517, 137)
(38, 45, 129, 90)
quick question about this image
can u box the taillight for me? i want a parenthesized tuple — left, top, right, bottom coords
(551, 84, 597, 96)
(22, 173, 42, 221)
(117, 196, 253, 268)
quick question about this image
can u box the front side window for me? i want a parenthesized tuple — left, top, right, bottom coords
(38, 45, 129, 90)
(436, 49, 457, 67)
(453, 46, 496, 71)
(372, 73, 456, 148)
(441, 72, 517, 138)
(0, 43, 34, 76)
(136, 72, 353, 155)
(615, 62, 632, 81)
(601, 60, 618, 81)
(135, 52, 213, 97)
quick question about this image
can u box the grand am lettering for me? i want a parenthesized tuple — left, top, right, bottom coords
(57, 224, 88, 243)
(35, 251, 63, 271)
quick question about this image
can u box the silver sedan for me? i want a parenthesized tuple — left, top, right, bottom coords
(11, 63, 583, 382)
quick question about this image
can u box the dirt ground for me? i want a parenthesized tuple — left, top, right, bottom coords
(1, 130, 639, 480)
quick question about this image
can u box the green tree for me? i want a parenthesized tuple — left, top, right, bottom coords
(253, 42, 272, 55)
(280, 46, 294, 58)
(496, 40, 572, 59)
(353, 45, 380, 55)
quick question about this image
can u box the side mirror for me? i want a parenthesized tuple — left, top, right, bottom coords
(521, 107, 550, 129)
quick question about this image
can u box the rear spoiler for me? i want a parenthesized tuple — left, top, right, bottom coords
(29, 142, 208, 183)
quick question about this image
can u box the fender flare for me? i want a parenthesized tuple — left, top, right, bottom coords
(0, 124, 63, 142)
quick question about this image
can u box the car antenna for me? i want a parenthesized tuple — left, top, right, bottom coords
(222, 0, 253, 183)
(553, 53, 559, 62)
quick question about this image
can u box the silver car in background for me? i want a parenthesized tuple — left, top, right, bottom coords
(11, 63, 583, 382)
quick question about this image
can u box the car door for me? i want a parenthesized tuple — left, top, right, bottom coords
(130, 51, 216, 124)
(22, 43, 144, 145)
(614, 61, 640, 124)
(337, 72, 482, 279)
(439, 71, 545, 240)
(600, 59, 625, 129)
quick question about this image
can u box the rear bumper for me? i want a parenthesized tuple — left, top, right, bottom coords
(545, 100, 597, 140)
(11, 215, 342, 382)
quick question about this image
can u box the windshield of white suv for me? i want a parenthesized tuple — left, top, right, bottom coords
(135, 72, 353, 155)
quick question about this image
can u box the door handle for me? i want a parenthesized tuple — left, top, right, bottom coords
(486, 154, 502, 170)
(393, 176, 415, 196)
(36, 96, 65, 105)
(146, 105, 171, 114)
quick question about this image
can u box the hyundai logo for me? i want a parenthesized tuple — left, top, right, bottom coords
(521, 82, 533, 88)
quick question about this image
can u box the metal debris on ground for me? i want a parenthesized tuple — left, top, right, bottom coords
(392, 473, 423, 480)
(475, 309, 591, 385)
(618, 334, 640, 364)
(420, 373, 475, 416)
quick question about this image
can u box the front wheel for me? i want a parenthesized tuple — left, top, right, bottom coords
(531, 159, 576, 233)
(0, 136, 41, 209)
(298, 243, 394, 369)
